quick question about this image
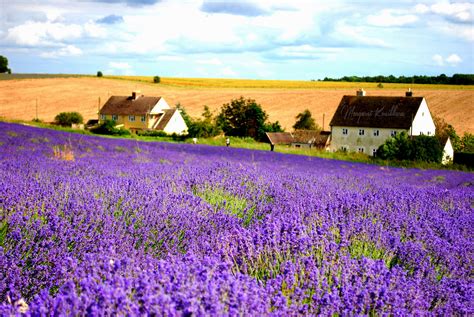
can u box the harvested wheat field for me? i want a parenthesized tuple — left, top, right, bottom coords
(0, 77, 473, 134)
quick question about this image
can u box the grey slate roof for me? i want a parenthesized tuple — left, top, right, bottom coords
(100, 96, 161, 115)
(330, 96, 424, 129)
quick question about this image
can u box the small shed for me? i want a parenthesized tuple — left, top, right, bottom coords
(265, 132, 293, 151)
(292, 130, 330, 149)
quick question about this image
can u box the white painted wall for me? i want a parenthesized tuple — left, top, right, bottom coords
(150, 98, 171, 114)
(409, 99, 436, 136)
(330, 126, 405, 155)
(442, 138, 454, 165)
(163, 110, 188, 135)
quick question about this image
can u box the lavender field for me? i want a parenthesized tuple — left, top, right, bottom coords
(0, 122, 473, 315)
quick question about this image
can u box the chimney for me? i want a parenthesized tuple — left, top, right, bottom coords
(356, 88, 366, 96)
(405, 88, 413, 97)
(132, 90, 141, 100)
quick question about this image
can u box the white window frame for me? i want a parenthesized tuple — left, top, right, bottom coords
(112, 114, 118, 121)
(342, 128, 348, 135)
(100, 114, 106, 120)
(358, 147, 365, 153)
(373, 129, 379, 137)
(341, 146, 348, 152)
(128, 115, 135, 122)
(427, 131, 431, 136)
(359, 129, 365, 136)
(391, 130, 397, 137)
(372, 148, 377, 156)
(140, 115, 146, 122)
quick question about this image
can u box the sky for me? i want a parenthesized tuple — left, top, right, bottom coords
(0, 0, 473, 80)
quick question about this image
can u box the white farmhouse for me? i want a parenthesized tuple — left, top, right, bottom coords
(99, 91, 188, 135)
(329, 89, 436, 157)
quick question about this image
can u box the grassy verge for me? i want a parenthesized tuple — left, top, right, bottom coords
(1, 118, 471, 171)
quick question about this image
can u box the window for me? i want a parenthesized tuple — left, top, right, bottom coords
(341, 146, 348, 152)
(100, 114, 106, 120)
(427, 131, 431, 136)
(112, 115, 118, 121)
(342, 128, 348, 135)
(141, 115, 146, 122)
(359, 129, 365, 136)
(391, 130, 397, 137)
(420, 132, 424, 136)
(372, 148, 377, 157)
(358, 147, 365, 153)
(128, 115, 135, 122)
(373, 129, 379, 136)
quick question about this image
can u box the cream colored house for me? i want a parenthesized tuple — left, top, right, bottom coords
(99, 91, 188, 135)
(329, 90, 436, 157)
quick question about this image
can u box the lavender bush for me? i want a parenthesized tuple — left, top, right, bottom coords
(0, 122, 472, 315)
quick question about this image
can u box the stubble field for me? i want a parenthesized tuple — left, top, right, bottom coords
(0, 77, 473, 134)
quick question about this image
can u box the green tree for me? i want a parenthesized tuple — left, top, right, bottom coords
(97, 71, 103, 77)
(0, 55, 11, 74)
(377, 131, 442, 163)
(188, 106, 221, 138)
(293, 109, 319, 130)
(54, 112, 84, 126)
(433, 115, 461, 151)
(217, 97, 271, 141)
(461, 133, 474, 152)
(153, 76, 161, 83)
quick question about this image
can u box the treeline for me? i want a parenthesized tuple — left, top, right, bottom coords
(322, 74, 474, 85)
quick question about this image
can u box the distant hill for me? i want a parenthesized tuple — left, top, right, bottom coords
(0, 77, 473, 134)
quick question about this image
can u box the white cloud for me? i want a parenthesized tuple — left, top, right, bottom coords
(432, 54, 444, 66)
(415, 4, 430, 14)
(156, 56, 184, 62)
(197, 58, 223, 65)
(221, 66, 238, 77)
(432, 53, 462, 66)
(446, 53, 462, 65)
(84, 22, 107, 38)
(6, 21, 83, 46)
(40, 45, 83, 58)
(431, 2, 473, 23)
(367, 9, 418, 27)
(109, 61, 132, 70)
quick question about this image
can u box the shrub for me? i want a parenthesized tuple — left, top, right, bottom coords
(97, 71, 103, 77)
(153, 76, 161, 83)
(91, 120, 131, 136)
(137, 130, 168, 137)
(377, 132, 442, 163)
(54, 112, 84, 127)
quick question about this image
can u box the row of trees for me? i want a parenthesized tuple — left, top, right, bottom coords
(322, 74, 474, 85)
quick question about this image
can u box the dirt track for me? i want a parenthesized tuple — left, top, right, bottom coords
(1, 77, 472, 134)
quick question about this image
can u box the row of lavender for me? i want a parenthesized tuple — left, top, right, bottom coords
(0, 122, 472, 315)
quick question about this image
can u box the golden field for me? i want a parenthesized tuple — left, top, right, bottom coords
(1, 76, 473, 134)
